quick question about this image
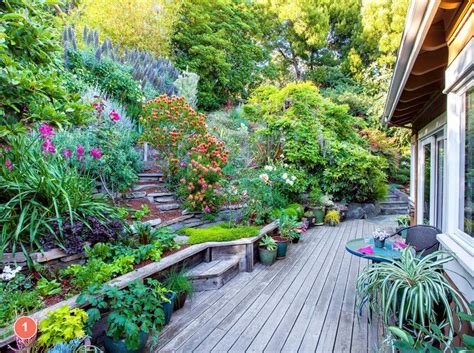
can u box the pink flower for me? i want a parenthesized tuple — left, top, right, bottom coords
(259, 173, 270, 183)
(180, 162, 186, 167)
(38, 124, 54, 139)
(90, 147, 102, 159)
(76, 145, 85, 161)
(109, 110, 121, 121)
(62, 149, 72, 158)
(42, 138, 56, 154)
(204, 205, 211, 213)
(202, 183, 207, 190)
(5, 159, 13, 171)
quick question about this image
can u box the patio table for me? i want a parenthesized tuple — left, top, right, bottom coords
(345, 238, 408, 263)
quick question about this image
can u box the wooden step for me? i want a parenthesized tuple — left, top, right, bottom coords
(186, 257, 240, 291)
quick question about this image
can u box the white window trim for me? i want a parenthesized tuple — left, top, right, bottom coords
(439, 38, 474, 276)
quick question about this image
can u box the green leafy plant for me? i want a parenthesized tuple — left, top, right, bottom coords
(397, 214, 410, 227)
(77, 279, 165, 350)
(356, 250, 469, 342)
(278, 213, 301, 240)
(163, 269, 193, 298)
(36, 277, 62, 297)
(110, 255, 135, 276)
(259, 235, 277, 251)
(324, 210, 340, 226)
(38, 306, 88, 348)
(133, 204, 151, 221)
(179, 224, 260, 245)
(85, 242, 112, 261)
(62, 259, 113, 290)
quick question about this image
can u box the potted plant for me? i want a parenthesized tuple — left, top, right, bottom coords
(396, 215, 410, 237)
(324, 210, 340, 226)
(292, 222, 308, 244)
(77, 279, 166, 353)
(307, 188, 325, 225)
(258, 235, 277, 265)
(372, 228, 389, 248)
(356, 249, 469, 346)
(303, 210, 316, 227)
(154, 282, 175, 325)
(163, 269, 194, 311)
(275, 214, 300, 258)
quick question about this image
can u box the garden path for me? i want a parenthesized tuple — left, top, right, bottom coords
(154, 219, 386, 353)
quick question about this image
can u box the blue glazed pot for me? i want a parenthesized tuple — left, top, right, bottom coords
(273, 236, 289, 259)
(103, 331, 148, 353)
(162, 291, 176, 325)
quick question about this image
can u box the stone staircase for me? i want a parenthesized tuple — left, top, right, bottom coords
(186, 256, 241, 291)
(379, 190, 409, 215)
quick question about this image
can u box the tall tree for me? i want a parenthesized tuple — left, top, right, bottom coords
(172, 0, 268, 111)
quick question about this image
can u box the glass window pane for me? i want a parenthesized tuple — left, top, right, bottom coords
(423, 143, 431, 225)
(464, 90, 474, 237)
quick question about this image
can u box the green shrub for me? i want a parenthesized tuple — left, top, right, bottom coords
(0, 133, 117, 259)
(180, 225, 260, 245)
(0, 0, 88, 129)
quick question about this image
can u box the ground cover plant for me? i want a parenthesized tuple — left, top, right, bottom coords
(179, 224, 260, 245)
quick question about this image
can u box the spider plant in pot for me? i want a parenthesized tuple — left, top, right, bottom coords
(163, 269, 194, 311)
(275, 214, 299, 258)
(77, 279, 166, 353)
(258, 235, 277, 266)
(372, 228, 390, 248)
(356, 249, 469, 345)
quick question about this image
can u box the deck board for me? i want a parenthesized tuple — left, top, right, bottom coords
(153, 219, 386, 353)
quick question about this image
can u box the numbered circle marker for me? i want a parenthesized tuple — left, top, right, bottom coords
(14, 316, 37, 340)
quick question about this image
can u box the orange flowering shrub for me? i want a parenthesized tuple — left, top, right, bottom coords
(140, 95, 228, 212)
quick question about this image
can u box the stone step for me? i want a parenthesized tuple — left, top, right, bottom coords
(380, 207, 408, 215)
(148, 192, 175, 198)
(386, 194, 400, 201)
(379, 201, 408, 208)
(138, 172, 164, 178)
(124, 191, 147, 199)
(154, 196, 177, 204)
(186, 256, 240, 291)
(132, 184, 165, 191)
(156, 203, 180, 211)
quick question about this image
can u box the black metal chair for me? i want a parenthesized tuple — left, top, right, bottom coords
(391, 225, 442, 256)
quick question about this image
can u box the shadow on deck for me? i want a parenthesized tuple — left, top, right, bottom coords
(154, 219, 386, 353)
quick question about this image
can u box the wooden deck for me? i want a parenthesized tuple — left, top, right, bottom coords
(155, 219, 386, 353)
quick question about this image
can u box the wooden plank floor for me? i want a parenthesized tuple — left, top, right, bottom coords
(154, 219, 385, 353)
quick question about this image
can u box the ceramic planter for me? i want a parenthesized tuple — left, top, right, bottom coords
(103, 331, 148, 353)
(311, 207, 325, 225)
(273, 236, 289, 259)
(161, 291, 176, 325)
(173, 292, 187, 311)
(258, 247, 277, 265)
(374, 238, 385, 248)
(292, 237, 300, 244)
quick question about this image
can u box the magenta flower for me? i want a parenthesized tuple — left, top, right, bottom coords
(42, 138, 56, 154)
(38, 124, 54, 139)
(5, 159, 13, 172)
(62, 149, 72, 158)
(180, 161, 186, 167)
(90, 147, 102, 159)
(76, 145, 85, 161)
(109, 110, 121, 121)
(204, 205, 211, 213)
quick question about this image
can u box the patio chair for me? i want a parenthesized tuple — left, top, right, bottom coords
(391, 225, 441, 256)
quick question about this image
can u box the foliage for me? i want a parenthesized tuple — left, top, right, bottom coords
(163, 269, 194, 297)
(278, 213, 301, 240)
(180, 224, 260, 245)
(47, 339, 84, 353)
(259, 235, 277, 251)
(0, 270, 43, 328)
(324, 210, 340, 226)
(64, 26, 180, 99)
(62, 259, 114, 290)
(172, 0, 268, 110)
(38, 306, 88, 348)
(140, 95, 228, 212)
(132, 204, 150, 221)
(244, 82, 388, 203)
(73, 0, 180, 56)
(36, 277, 62, 297)
(356, 249, 468, 342)
(0, 0, 88, 129)
(54, 88, 142, 193)
(174, 69, 199, 108)
(0, 133, 118, 260)
(77, 279, 166, 350)
(397, 215, 410, 228)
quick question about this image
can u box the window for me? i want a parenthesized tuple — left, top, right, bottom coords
(464, 89, 474, 237)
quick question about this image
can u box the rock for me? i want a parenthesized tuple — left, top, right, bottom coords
(153, 196, 176, 203)
(346, 203, 365, 220)
(148, 192, 175, 197)
(156, 203, 180, 211)
(133, 184, 162, 191)
(147, 218, 162, 227)
(124, 191, 147, 199)
(362, 204, 377, 218)
(138, 172, 163, 178)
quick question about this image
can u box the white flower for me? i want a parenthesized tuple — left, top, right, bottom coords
(282, 173, 288, 180)
(280, 154, 285, 159)
(0, 265, 22, 281)
(291, 175, 297, 181)
(264, 165, 274, 171)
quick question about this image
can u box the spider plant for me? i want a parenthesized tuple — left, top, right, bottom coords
(356, 248, 469, 340)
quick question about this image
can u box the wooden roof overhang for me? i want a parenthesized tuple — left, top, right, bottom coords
(383, 0, 470, 130)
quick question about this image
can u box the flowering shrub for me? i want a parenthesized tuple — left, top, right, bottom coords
(140, 95, 228, 212)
